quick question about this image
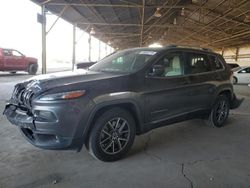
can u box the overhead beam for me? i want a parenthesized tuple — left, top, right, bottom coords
(46, 5, 68, 35)
(143, 0, 182, 35)
(206, 30, 250, 44)
(47, 3, 199, 9)
(77, 22, 237, 29)
(176, 0, 249, 43)
(41, 0, 53, 5)
(200, 6, 250, 27)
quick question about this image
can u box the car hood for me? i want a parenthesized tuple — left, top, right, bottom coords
(24, 69, 125, 92)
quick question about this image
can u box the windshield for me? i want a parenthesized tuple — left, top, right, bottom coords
(89, 49, 158, 73)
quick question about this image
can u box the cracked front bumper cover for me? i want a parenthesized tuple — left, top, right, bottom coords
(3, 104, 81, 150)
(230, 94, 244, 109)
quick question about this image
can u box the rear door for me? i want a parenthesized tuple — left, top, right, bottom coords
(184, 51, 217, 110)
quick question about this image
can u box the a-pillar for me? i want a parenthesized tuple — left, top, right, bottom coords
(88, 33, 91, 61)
(72, 23, 76, 70)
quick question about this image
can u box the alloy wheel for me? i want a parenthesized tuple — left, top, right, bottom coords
(99, 117, 130, 155)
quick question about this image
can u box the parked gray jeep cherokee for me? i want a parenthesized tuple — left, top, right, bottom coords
(4, 45, 243, 161)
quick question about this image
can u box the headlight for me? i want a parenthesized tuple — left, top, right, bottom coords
(39, 90, 85, 101)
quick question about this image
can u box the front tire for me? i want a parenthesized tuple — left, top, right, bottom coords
(87, 108, 136, 162)
(28, 64, 38, 75)
(206, 95, 230, 128)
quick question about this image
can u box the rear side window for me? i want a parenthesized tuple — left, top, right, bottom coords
(209, 55, 223, 70)
(186, 52, 211, 74)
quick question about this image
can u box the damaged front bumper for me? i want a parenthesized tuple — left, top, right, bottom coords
(230, 93, 244, 109)
(3, 103, 82, 150)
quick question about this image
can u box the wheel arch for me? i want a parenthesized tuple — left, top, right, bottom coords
(26, 62, 36, 71)
(81, 100, 144, 147)
(218, 89, 233, 101)
(233, 76, 238, 84)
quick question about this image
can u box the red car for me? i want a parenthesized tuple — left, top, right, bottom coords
(0, 48, 38, 75)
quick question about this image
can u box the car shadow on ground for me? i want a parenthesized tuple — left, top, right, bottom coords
(0, 73, 28, 77)
(126, 117, 240, 160)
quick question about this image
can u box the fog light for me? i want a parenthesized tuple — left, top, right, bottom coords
(34, 110, 57, 122)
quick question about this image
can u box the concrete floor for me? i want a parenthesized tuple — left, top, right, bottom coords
(0, 72, 250, 188)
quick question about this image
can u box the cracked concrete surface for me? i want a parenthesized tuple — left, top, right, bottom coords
(1, 73, 250, 188)
(182, 164, 193, 188)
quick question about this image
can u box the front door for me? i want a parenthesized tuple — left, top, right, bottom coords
(143, 51, 191, 124)
(11, 50, 26, 70)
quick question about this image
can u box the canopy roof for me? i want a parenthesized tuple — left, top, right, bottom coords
(32, 0, 250, 50)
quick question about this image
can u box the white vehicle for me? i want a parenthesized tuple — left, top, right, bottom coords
(233, 66, 250, 84)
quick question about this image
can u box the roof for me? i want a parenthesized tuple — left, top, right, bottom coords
(31, 0, 250, 50)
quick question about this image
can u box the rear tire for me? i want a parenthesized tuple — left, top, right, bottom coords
(28, 64, 37, 75)
(206, 95, 230, 128)
(86, 108, 136, 162)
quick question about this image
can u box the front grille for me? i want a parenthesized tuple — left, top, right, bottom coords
(12, 84, 34, 108)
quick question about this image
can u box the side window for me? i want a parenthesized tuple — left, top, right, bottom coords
(149, 52, 184, 77)
(12, 50, 23, 57)
(112, 56, 123, 65)
(239, 68, 250, 73)
(209, 55, 223, 70)
(3, 49, 11, 56)
(186, 52, 211, 74)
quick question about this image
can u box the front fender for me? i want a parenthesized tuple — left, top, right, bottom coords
(77, 92, 144, 151)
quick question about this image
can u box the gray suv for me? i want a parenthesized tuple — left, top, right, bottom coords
(4, 45, 243, 161)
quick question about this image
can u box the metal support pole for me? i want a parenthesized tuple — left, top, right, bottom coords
(235, 47, 239, 61)
(140, 0, 145, 46)
(105, 44, 107, 56)
(98, 40, 101, 60)
(41, 5, 47, 74)
(72, 23, 76, 70)
(88, 33, 91, 61)
(221, 47, 225, 56)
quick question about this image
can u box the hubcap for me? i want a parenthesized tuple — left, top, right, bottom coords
(99, 117, 130, 154)
(215, 100, 228, 124)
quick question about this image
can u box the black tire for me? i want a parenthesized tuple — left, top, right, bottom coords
(28, 64, 38, 75)
(206, 95, 230, 128)
(87, 108, 136, 162)
(10, 71, 16, 74)
(233, 77, 237, 85)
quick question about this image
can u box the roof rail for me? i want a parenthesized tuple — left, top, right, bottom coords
(164, 44, 213, 52)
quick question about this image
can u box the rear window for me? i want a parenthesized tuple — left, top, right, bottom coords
(209, 55, 223, 70)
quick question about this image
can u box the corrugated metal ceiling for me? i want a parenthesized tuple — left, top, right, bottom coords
(32, 0, 250, 50)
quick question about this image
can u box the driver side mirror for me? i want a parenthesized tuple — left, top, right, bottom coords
(148, 64, 165, 77)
